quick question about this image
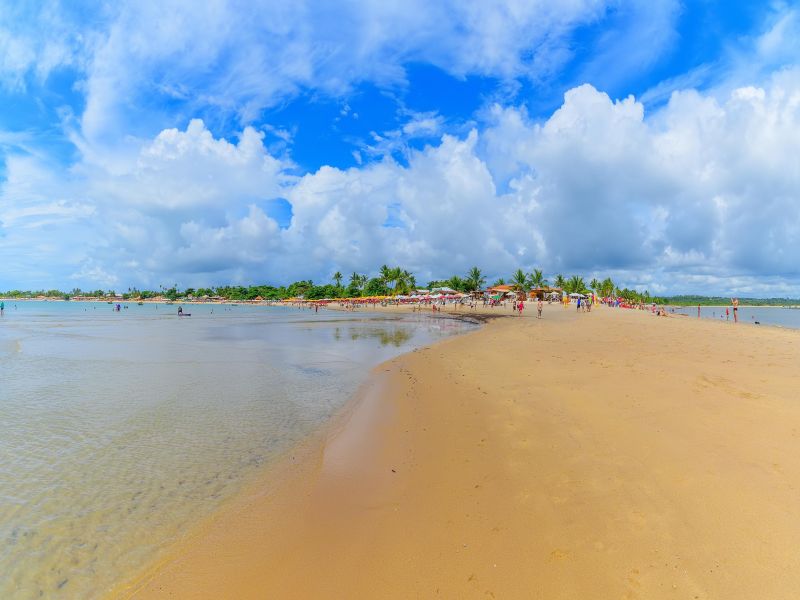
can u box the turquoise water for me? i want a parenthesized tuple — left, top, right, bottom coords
(0, 302, 474, 599)
(669, 305, 800, 328)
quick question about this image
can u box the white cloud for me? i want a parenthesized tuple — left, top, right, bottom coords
(641, 4, 800, 107)
(4, 73, 800, 294)
(70, 261, 119, 287)
(270, 74, 800, 292)
(0, 1, 99, 90)
(2, 1, 800, 296)
(1, 119, 293, 287)
(77, 0, 610, 147)
(360, 111, 445, 160)
(570, 0, 681, 92)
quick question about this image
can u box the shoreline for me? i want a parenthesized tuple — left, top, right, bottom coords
(119, 306, 800, 598)
(4, 296, 800, 310)
(110, 310, 493, 598)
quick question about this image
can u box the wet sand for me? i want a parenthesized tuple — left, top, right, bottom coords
(120, 305, 800, 599)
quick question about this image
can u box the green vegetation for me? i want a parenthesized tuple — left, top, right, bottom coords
(529, 269, 548, 288)
(4, 270, 795, 306)
(465, 267, 486, 292)
(661, 295, 800, 307)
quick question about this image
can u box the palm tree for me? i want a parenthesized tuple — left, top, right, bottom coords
(400, 270, 416, 293)
(465, 266, 485, 292)
(528, 268, 547, 289)
(553, 274, 566, 290)
(350, 272, 360, 287)
(600, 277, 614, 297)
(492, 278, 506, 286)
(389, 267, 402, 293)
(589, 278, 600, 293)
(511, 269, 528, 292)
(332, 271, 343, 288)
(447, 275, 465, 292)
(392, 270, 413, 295)
(565, 275, 586, 295)
(379, 265, 391, 288)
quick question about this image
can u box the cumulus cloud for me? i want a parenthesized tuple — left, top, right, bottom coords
(2, 1, 800, 295)
(102, 118, 290, 210)
(4, 73, 800, 294)
(265, 74, 800, 293)
(1, 119, 294, 287)
(483, 73, 800, 287)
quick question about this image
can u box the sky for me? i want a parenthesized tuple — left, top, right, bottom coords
(1, 0, 800, 296)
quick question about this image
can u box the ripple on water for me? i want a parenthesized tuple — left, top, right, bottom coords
(0, 304, 475, 598)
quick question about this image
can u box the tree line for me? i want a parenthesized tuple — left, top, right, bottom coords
(0, 265, 686, 304)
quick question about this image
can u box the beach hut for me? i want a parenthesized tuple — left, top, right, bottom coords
(487, 285, 513, 294)
(487, 284, 520, 300)
(528, 287, 561, 300)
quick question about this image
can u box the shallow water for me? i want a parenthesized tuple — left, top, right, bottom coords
(669, 305, 800, 328)
(0, 302, 474, 599)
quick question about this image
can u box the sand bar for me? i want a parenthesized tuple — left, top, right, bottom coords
(119, 305, 800, 599)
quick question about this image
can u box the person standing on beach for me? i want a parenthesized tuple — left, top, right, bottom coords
(732, 298, 739, 323)
(697, 304, 701, 318)
(537, 299, 543, 319)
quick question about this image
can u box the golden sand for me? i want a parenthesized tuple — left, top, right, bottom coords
(119, 305, 800, 599)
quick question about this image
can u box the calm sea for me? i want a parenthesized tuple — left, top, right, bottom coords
(669, 305, 800, 328)
(0, 301, 474, 599)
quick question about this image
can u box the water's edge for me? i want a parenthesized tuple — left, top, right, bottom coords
(108, 311, 490, 599)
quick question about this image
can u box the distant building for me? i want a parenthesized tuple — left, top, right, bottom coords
(528, 287, 562, 300)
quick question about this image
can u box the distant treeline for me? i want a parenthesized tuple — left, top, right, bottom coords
(663, 295, 800, 306)
(10, 268, 795, 306)
(1, 268, 660, 303)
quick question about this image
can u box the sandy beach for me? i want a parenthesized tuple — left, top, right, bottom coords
(119, 305, 800, 599)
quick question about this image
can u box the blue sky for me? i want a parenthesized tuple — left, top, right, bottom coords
(1, 0, 800, 295)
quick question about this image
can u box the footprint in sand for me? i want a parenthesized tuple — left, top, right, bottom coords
(624, 567, 642, 600)
(548, 548, 570, 562)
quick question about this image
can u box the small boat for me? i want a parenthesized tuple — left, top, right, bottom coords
(137, 301, 143, 306)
